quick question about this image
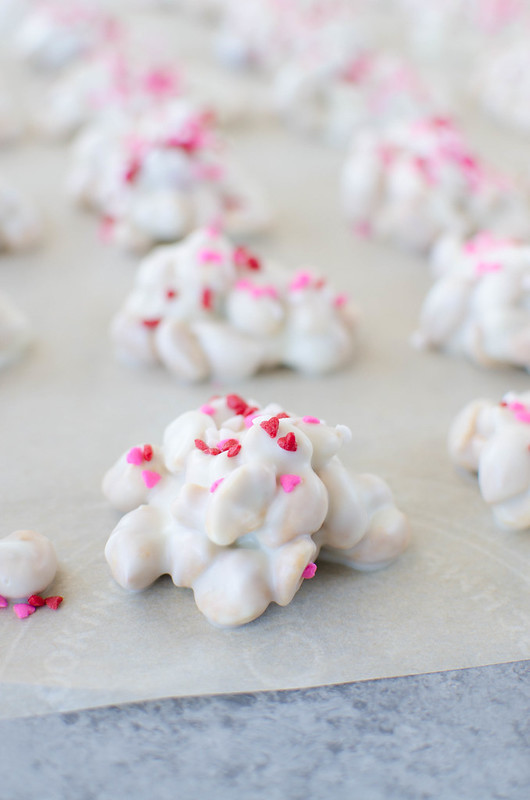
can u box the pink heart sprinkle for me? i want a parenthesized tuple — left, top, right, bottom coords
(333, 294, 348, 308)
(126, 447, 143, 466)
(0, 595, 7, 608)
(475, 261, 502, 276)
(514, 410, 530, 424)
(200, 404, 215, 415)
(302, 563, 317, 580)
(210, 478, 224, 493)
(198, 248, 223, 264)
(13, 603, 36, 619)
(280, 474, 301, 493)
(302, 416, 320, 424)
(142, 470, 161, 489)
(244, 413, 259, 428)
(508, 402, 525, 413)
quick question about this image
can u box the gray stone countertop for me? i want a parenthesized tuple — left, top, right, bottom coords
(1, 661, 529, 800)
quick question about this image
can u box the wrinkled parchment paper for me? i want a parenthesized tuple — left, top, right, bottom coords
(1, 9, 529, 720)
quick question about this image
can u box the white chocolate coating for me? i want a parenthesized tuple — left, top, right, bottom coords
(216, 0, 363, 72)
(449, 390, 530, 529)
(111, 227, 358, 380)
(0, 180, 41, 251)
(341, 117, 530, 252)
(414, 233, 530, 370)
(0, 530, 57, 599)
(14, 1, 118, 70)
(103, 394, 409, 626)
(274, 51, 441, 147)
(0, 290, 30, 369)
(474, 41, 530, 135)
(68, 101, 269, 251)
(34, 52, 252, 141)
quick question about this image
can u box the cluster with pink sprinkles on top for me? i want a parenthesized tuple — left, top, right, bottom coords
(111, 226, 358, 381)
(414, 232, 530, 370)
(341, 116, 530, 252)
(103, 393, 409, 627)
(67, 98, 270, 252)
(450, 391, 530, 530)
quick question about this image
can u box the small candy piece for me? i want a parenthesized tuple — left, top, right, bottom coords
(13, 603, 36, 619)
(201, 288, 213, 310)
(302, 416, 320, 424)
(27, 594, 45, 607)
(302, 563, 317, 579)
(220, 439, 240, 452)
(142, 444, 153, 461)
(142, 319, 161, 329)
(260, 417, 279, 438)
(195, 439, 209, 452)
(200, 404, 215, 415)
(210, 478, 224, 493)
(226, 444, 241, 458)
(0, 595, 7, 608)
(45, 596, 63, 610)
(142, 470, 161, 489)
(278, 432, 297, 452)
(227, 394, 248, 415)
(280, 474, 301, 493)
(126, 447, 144, 466)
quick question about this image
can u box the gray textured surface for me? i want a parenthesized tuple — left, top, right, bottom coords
(1, 661, 529, 800)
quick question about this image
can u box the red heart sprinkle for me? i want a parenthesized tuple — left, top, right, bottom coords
(27, 595, 45, 607)
(143, 444, 153, 461)
(226, 394, 248, 415)
(227, 444, 241, 458)
(195, 439, 209, 452)
(45, 596, 63, 610)
(243, 406, 258, 417)
(202, 287, 213, 310)
(220, 438, 239, 452)
(142, 318, 161, 329)
(276, 412, 290, 419)
(278, 432, 297, 452)
(166, 288, 177, 300)
(234, 245, 261, 271)
(260, 418, 279, 438)
(208, 447, 221, 456)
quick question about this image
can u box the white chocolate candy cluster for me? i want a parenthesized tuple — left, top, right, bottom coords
(68, 100, 269, 252)
(474, 41, 530, 135)
(415, 233, 530, 369)
(14, 1, 118, 71)
(341, 117, 529, 252)
(103, 394, 410, 627)
(0, 530, 57, 599)
(396, 0, 525, 62)
(274, 51, 440, 147)
(33, 55, 183, 141)
(34, 53, 252, 141)
(216, 0, 362, 72)
(0, 180, 41, 252)
(0, 290, 30, 369)
(449, 390, 530, 530)
(111, 227, 358, 381)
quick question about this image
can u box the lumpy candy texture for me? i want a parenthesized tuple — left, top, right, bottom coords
(0, 530, 58, 599)
(111, 227, 358, 381)
(341, 117, 529, 252)
(274, 51, 440, 147)
(14, 1, 118, 71)
(67, 99, 269, 252)
(103, 394, 409, 627)
(414, 233, 530, 370)
(450, 391, 530, 530)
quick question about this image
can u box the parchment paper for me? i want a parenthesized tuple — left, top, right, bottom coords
(0, 8, 529, 720)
